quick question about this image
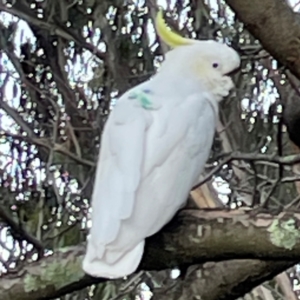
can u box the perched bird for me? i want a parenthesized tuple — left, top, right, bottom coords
(82, 9, 240, 279)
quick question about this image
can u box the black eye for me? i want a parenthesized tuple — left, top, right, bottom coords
(212, 63, 219, 68)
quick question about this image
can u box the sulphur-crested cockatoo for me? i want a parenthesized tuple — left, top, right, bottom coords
(83, 10, 240, 279)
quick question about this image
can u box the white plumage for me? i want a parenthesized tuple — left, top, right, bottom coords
(82, 10, 240, 278)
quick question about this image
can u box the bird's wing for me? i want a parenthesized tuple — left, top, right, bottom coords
(83, 90, 218, 278)
(88, 91, 153, 254)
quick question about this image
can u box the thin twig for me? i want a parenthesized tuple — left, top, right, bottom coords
(0, 2, 106, 61)
(1, 131, 95, 167)
(192, 151, 300, 190)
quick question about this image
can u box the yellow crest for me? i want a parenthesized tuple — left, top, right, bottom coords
(155, 9, 193, 48)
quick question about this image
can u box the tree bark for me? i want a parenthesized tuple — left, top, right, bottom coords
(1, 210, 300, 300)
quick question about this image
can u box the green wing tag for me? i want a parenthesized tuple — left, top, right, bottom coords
(128, 89, 159, 110)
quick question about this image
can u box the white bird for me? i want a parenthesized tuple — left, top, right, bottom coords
(82, 9, 240, 279)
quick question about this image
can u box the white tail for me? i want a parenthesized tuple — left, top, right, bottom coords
(82, 240, 145, 279)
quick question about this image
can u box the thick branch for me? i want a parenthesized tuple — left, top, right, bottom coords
(151, 260, 296, 300)
(224, 0, 300, 79)
(1, 210, 300, 300)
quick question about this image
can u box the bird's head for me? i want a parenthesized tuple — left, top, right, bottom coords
(155, 10, 241, 101)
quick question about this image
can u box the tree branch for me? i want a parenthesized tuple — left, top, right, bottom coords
(1, 210, 300, 300)
(0, 131, 94, 168)
(0, 205, 44, 257)
(193, 151, 300, 189)
(151, 260, 296, 300)
(224, 0, 300, 79)
(0, 2, 105, 61)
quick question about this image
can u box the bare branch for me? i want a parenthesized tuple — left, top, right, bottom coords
(0, 205, 44, 257)
(0, 2, 105, 61)
(193, 151, 300, 190)
(1, 132, 95, 167)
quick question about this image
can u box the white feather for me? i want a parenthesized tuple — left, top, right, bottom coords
(82, 39, 240, 278)
(83, 81, 218, 278)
